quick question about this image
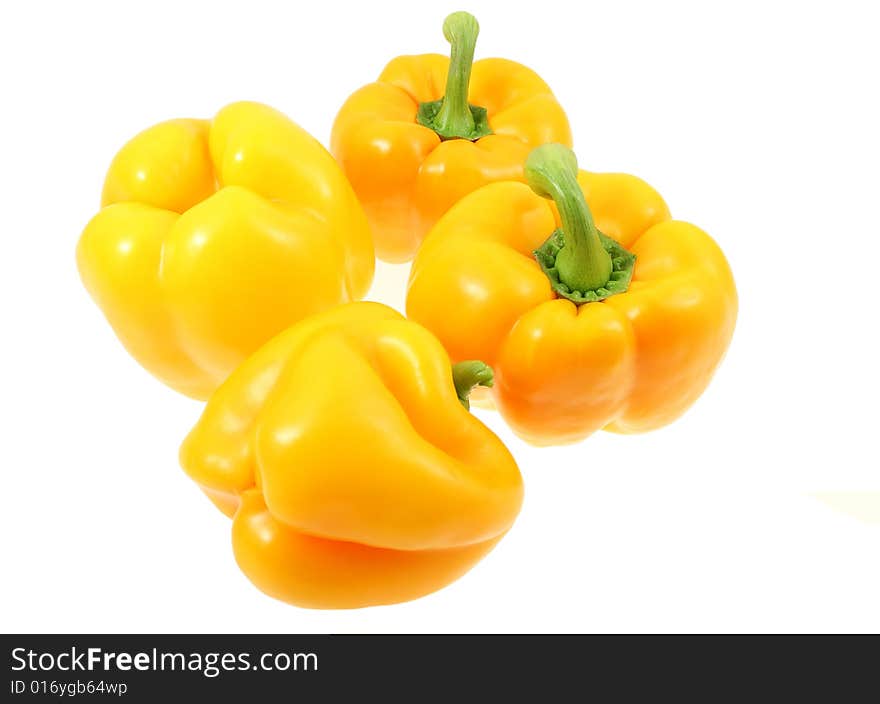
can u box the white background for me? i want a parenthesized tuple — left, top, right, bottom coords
(2, 0, 878, 633)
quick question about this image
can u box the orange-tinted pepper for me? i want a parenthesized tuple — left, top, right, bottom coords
(407, 144, 737, 445)
(331, 11, 571, 262)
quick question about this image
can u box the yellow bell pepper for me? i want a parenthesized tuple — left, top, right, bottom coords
(77, 101, 374, 400)
(180, 302, 523, 609)
(331, 11, 571, 263)
(407, 144, 737, 445)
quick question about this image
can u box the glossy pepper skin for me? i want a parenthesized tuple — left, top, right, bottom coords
(407, 145, 737, 445)
(180, 302, 523, 609)
(331, 12, 571, 263)
(77, 101, 374, 400)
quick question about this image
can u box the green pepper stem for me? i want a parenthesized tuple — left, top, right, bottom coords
(452, 360, 494, 410)
(433, 12, 479, 138)
(525, 144, 613, 293)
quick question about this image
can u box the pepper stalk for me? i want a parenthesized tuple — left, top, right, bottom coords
(452, 360, 494, 410)
(527, 144, 636, 303)
(417, 12, 493, 141)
